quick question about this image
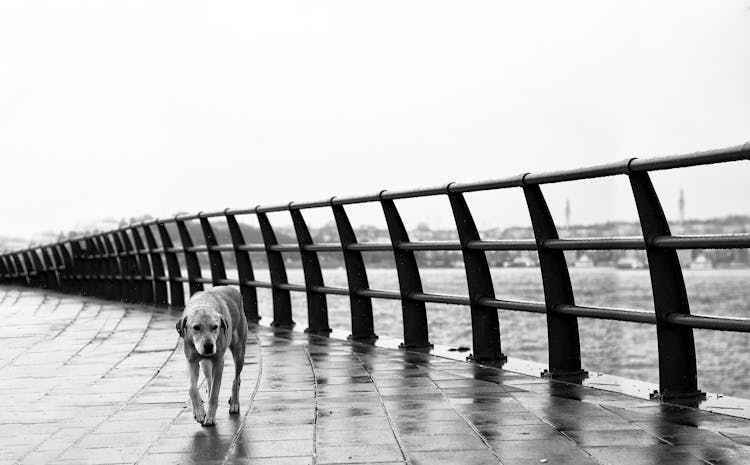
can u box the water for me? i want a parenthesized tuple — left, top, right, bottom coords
(219, 267, 750, 398)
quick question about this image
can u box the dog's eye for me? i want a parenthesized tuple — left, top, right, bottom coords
(192, 325, 201, 331)
(211, 325, 219, 331)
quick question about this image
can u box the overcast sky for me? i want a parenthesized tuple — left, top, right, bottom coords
(1, 0, 749, 239)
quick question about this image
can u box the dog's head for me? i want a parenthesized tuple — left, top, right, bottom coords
(176, 307, 228, 356)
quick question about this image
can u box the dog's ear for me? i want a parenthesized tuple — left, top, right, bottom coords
(175, 316, 187, 338)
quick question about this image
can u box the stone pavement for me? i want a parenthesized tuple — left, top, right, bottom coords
(2, 288, 750, 464)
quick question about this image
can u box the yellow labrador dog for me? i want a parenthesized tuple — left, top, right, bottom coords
(176, 286, 247, 426)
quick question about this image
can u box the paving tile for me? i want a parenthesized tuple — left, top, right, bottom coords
(230, 439, 313, 458)
(407, 449, 501, 465)
(317, 444, 404, 464)
(564, 429, 666, 447)
(146, 435, 235, 455)
(78, 432, 159, 449)
(584, 445, 709, 465)
(58, 446, 146, 464)
(17, 451, 67, 465)
(394, 419, 477, 435)
(480, 424, 562, 441)
(491, 437, 597, 463)
(237, 425, 315, 442)
(139, 452, 225, 465)
(316, 428, 398, 447)
(316, 416, 392, 431)
(93, 419, 170, 434)
(400, 433, 487, 451)
(228, 458, 314, 465)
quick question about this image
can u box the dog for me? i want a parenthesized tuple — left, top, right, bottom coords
(175, 286, 247, 426)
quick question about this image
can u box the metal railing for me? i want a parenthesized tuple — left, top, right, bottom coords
(2, 142, 750, 400)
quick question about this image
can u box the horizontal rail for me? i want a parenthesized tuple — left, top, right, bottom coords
(544, 237, 645, 250)
(478, 298, 547, 313)
(628, 143, 750, 172)
(410, 292, 470, 306)
(24, 232, 750, 259)
(556, 304, 657, 324)
(652, 234, 750, 249)
(666, 313, 750, 332)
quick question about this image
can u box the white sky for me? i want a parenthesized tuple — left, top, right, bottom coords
(1, 0, 749, 238)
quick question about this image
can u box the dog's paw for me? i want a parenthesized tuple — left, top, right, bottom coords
(193, 404, 206, 423)
(228, 397, 240, 414)
(202, 415, 216, 427)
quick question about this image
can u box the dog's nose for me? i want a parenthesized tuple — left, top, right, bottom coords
(203, 342, 214, 354)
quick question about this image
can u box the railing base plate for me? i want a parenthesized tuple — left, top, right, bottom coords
(469, 353, 508, 365)
(650, 389, 707, 402)
(399, 342, 434, 350)
(271, 320, 296, 330)
(348, 334, 378, 344)
(542, 369, 589, 382)
(305, 327, 332, 336)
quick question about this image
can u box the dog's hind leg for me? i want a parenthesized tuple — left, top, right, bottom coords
(203, 357, 224, 426)
(228, 338, 245, 414)
(187, 361, 206, 424)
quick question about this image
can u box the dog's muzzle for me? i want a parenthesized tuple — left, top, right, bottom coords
(202, 342, 215, 355)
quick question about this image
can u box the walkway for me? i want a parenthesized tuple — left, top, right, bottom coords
(1, 287, 750, 465)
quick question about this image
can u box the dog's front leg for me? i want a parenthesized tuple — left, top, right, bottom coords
(200, 359, 213, 397)
(203, 357, 224, 426)
(187, 361, 205, 423)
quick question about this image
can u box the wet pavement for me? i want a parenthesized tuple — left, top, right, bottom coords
(2, 287, 750, 464)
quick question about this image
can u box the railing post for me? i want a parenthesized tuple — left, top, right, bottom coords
(157, 222, 184, 307)
(8, 255, 19, 285)
(225, 211, 260, 323)
(129, 226, 154, 304)
(0, 255, 9, 284)
(176, 217, 203, 297)
(30, 249, 48, 290)
(68, 241, 84, 295)
(142, 224, 168, 305)
(199, 215, 227, 286)
(380, 197, 431, 349)
(100, 234, 122, 301)
(2, 255, 14, 285)
(111, 232, 133, 302)
(119, 229, 145, 303)
(29, 249, 45, 290)
(84, 237, 102, 297)
(41, 247, 60, 291)
(94, 235, 114, 300)
(289, 206, 331, 335)
(447, 188, 503, 361)
(257, 210, 294, 328)
(22, 250, 39, 288)
(522, 182, 585, 377)
(76, 241, 90, 295)
(12, 253, 27, 286)
(55, 243, 73, 293)
(331, 202, 377, 342)
(629, 170, 703, 400)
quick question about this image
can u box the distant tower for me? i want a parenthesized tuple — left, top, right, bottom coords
(565, 199, 571, 229)
(678, 188, 685, 224)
